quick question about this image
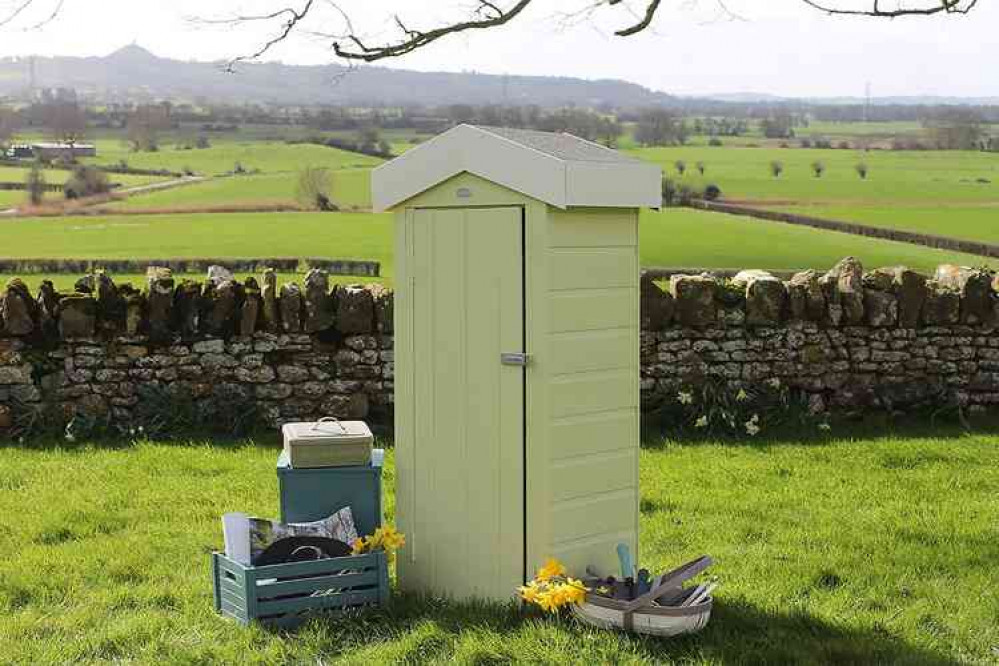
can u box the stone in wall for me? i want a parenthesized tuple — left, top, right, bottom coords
(174, 280, 202, 337)
(206, 279, 241, 337)
(822, 257, 865, 325)
(640, 276, 673, 330)
(241, 278, 261, 337)
(207, 265, 234, 286)
(36, 280, 61, 338)
(863, 289, 897, 327)
(146, 267, 175, 342)
(923, 281, 961, 325)
(94, 271, 126, 337)
(734, 270, 785, 327)
(371, 284, 394, 334)
(935, 265, 995, 325)
(787, 270, 825, 321)
(261, 268, 280, 333)
(58, 293, 96, 338)
(280, 283, 303, 333)
(893, 268, 928, 328)
(303, 269, 335, 333)
(121, 285, 145, 336)
(668, 275, 716, 327)
(2, 279, 37, 336)
(337, 286, 375, 334)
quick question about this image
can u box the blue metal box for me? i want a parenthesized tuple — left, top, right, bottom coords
(276, 451, 383, 538)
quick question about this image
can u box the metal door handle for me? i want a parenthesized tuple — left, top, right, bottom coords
(501, 352, 529, 367)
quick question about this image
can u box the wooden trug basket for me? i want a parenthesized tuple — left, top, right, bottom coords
(572, 555, 713, 637)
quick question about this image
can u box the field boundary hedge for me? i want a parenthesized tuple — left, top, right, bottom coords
(689, 200, 999, 260)
(0, 257, 380, 277)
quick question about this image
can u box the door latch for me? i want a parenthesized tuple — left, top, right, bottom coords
(500, 352, 529, 367)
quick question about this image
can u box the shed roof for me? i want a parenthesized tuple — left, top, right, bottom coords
(371, 124, 661, 212)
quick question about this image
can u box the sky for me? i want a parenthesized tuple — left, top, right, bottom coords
(0, 0, 995, 99)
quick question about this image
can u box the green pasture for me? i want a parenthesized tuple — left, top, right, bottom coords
(640, 209, 994, 272)
(801, 120, 927, 139)
(113, 168, 373, 211)
(0, 164, 163, 188)
(0, 209, 990, 294)
(1, 428, 997, 664)
(774, 203, 999, 246)
(629, 146, 999, 206)
(82, 139, 382, 177)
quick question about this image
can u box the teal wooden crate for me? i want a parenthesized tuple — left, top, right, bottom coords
(211, 551, 389, 628)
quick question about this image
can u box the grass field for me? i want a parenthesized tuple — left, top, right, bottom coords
(0, 429, 996, 664)
(0, 208, 990, 293)
(774, 203, 999, 245)
(640, 209, 995, 272)
(111, 168, 373, 211)
(83, 139, 382, 177)
(630, 147, 999, 206)
(630, 145, 999, 246)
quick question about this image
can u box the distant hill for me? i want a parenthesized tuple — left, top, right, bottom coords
(0, 45, 677, 108)
(1, 46, 994, 109)
(701, 92, 999, 107)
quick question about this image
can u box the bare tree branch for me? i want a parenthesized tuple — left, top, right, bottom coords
(236, 0, 982, 63)
(1, 0, 984, 66)
(332, 0, 534, 62)
(613, 0, 662, 36)
(800, 0, 979, 17)
(0, 0, 40, 27)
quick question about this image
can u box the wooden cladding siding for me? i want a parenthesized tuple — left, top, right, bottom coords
(540, 207, 640, 578)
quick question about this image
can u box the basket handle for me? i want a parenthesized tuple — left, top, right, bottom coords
(312, 417, 346, 432)
(620, 555, 712, 613)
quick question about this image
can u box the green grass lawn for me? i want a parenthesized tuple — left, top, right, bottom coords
(0, 208, 989, 293)
(0, 430, 996, 664)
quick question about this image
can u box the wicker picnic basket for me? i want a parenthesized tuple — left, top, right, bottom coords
(572, 556, 714, 637)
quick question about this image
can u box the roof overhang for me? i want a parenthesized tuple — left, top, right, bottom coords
(372, 125, 661, 212)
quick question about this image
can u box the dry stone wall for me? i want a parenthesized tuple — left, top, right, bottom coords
(0, 256, 997, 437)
(0, 266, 393, 431)
(641, 258, 999, 413)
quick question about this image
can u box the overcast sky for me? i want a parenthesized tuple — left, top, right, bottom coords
(0, 0, 995, 98)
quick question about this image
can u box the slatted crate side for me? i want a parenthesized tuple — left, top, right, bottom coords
(211, 551, 389, 627)
(212, 553, 253, 625)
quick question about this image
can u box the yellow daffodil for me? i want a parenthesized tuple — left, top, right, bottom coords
(736, 388, 748, 402)
(518, 559, 589, 612)
(536, 558, 566, 582)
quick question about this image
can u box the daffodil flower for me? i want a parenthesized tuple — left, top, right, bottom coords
(695, 415, 709, 428)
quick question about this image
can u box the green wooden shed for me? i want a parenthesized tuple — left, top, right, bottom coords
(372, 125, 661, 602)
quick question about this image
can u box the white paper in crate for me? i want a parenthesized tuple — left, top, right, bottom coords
(222, 507, 359, 565)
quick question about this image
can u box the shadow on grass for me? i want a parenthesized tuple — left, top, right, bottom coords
(641, 412, 999, 450)
(293, 593, 959, 665)
(0, 430, 397, 454)
(0, 430, 284, 453)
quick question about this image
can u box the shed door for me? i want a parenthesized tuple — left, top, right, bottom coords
(408, 206, 525, 601)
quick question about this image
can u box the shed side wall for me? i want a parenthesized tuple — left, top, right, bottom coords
(539, 206, 640, 577)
